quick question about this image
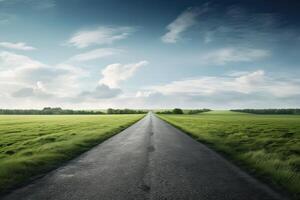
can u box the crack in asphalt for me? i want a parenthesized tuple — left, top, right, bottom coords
(139, 114, 154, 197)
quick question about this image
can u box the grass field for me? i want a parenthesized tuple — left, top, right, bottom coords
(158, 111, 300, 198)
(0, 114, 144, 193)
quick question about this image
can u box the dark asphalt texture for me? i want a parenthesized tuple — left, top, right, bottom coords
(2, 113, 286, 200)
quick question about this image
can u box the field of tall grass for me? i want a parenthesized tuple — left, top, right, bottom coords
(158, 111, 300, 199)
(0, 114, 144, 193)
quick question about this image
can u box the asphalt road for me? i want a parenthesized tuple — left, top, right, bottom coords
(2, 113, 286, 200)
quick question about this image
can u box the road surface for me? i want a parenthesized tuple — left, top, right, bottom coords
(2, 113, 286, 200)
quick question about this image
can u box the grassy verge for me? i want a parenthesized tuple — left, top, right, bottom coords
(0, 114, 144, 193)
(158, 111, 300, 199)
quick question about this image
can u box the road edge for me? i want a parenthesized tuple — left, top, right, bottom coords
(156, 114, 293, 200)
(0, 114, 147, 197)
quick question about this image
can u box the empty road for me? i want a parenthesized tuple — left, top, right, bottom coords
(2, 113, 285, 200)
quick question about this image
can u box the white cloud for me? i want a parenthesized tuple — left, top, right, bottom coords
(200, 48, 270, 65)
(0, 51, 44, 71)
(0, 51, 87, 100)
(148, 70, 300, 98)
(161, 7, 206, 43)
(68, 26, 134, 48)
(227, 71, 250, 77)
(135, 90, 157, 98)
(0, 51, 151, 106)
(0, 42, 36, 50)
(12, 81, 52, 98)
(79, 84, 121, 99)
(0, 52, 299, 108)
(69, 48, 121, 62)
(99, 60, 148, 88)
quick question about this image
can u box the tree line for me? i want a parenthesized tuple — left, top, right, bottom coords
(0, 107, 104, 115)
(107, 108, 147, 114)
(0, 107, 148, 115)
(156, 108, 183, 114)
(186, 109, 211, 114)
(156, 108, 211, 114)
(231, 109, 300, 115)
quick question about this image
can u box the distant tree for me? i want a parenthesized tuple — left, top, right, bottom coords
(106, 108, 147, 114)
(173, 108, 183, 114)
(187, 109, 211, 114)
(107, 108, 114, 114)
(231, 109, 300, 115)
(155, 110, 172, 114)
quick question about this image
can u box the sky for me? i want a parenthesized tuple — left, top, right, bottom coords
(0, 0, 300, 109)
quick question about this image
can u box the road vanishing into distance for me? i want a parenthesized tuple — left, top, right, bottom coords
(3, 113, 286, 200)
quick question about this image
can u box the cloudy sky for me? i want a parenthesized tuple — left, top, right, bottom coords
(0, 0, 300, 109)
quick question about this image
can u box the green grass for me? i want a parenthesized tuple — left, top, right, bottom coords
(158, 112, 300, 199)
(0, 114, 144, 193)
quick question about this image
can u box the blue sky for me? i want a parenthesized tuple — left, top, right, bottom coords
(0, 0, 300, 109)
